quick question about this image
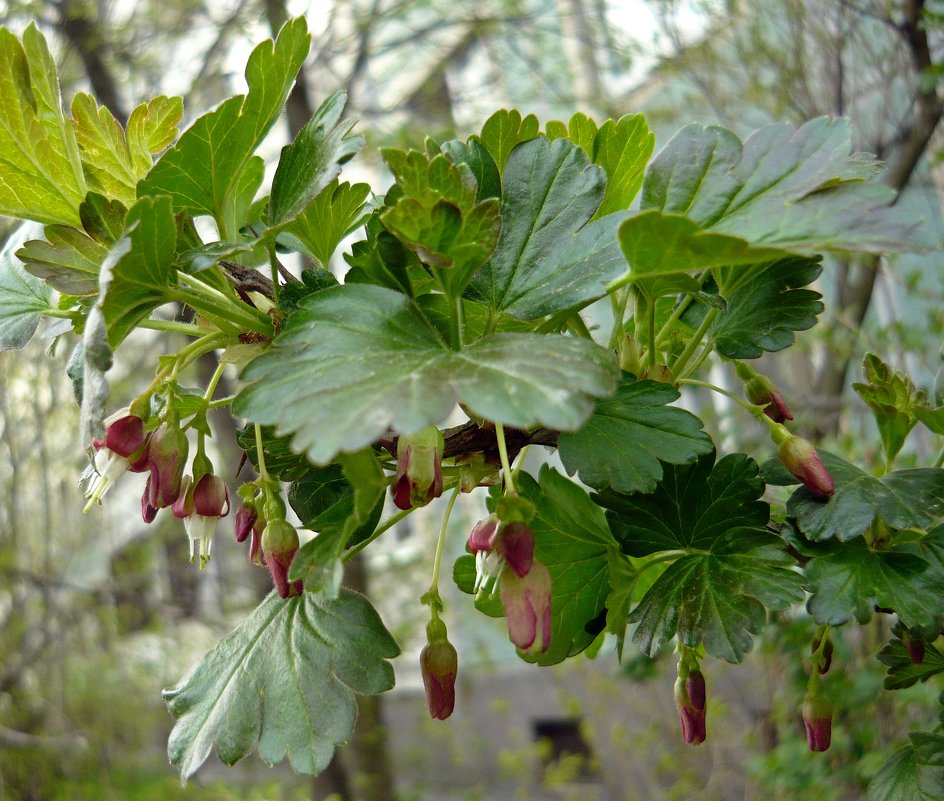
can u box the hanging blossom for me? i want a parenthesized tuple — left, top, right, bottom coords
(467, 517, 552, 654)
(83, 409, 150, 511)
(172, 473, 231, 568)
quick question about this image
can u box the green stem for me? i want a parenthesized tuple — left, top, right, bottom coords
(428, 485, 461, 601)
(138, 319, 206, 337)
(267, 245, 282, 309)
(605, 270, 633, 294)
(203, 361, 227, 402)
(343, 507, 415, 561)
(646, 299, 657, 371)
(254, 423, 270, 497)
(678, 341, 715, 381)
(567, 312, 593, 340)
(450, 293, 463, 349)
(207, 394, 237, 409)
(170, 333, 230, 379)
(669, 307, 718, 377)
(654, 295, 694, 347)
(494, 423, 517, 496)
(173, 275, 272, 334)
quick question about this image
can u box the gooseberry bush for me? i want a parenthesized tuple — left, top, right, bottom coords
(2, 17, 944, 795)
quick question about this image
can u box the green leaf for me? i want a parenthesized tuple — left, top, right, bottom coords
(598, 452, 803, 662)
(558, 372, 713, 494)
(545, 112, 598, 153)
(0, 24, 87, 226)
(269, 90, 363, 224)
(0, 227, 55, 350)
(288, 449, 387, 591)
(516, 468, 617, 665)
(440, 138, 501, 201)
(343, 209, 420, 295)
(864, 733, 944, 801)
(472, 109, 540, 173)
(139, 18, 309, 233)
(100, 195, 178, 346)
(788, 452, 944, 541)
(280, 180, 370, 267)
(380, 149, 502, 297)
(71, 93, 139, 205)
(468, 137, 606, 313)
(598, 451, 770, 556)
(279, 267, 340, 314)
(643, 118, 923, 251)
(590, 114, 655, 219)
(16, 225, 106, 296)
(125, 95, 184, 175)
(234, 284, 618, 465)
(805, 537, 944, 630)
(853, 353, 931, 465)
(628, 531, 804, 663)
(681, 256, 824, 359)
(79, 192, 128, 245)
(618, 210, 788, 280)
(163, 589, 399, 779)
(878, 638, 944, 690)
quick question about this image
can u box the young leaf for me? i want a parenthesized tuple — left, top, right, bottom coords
(472, 109, 540, 173)
(641, 118, 923, 253)
(234, 284, 618, 465)
(280, 180, 370, 267)
(468, 137, 606, 313)
(16, 225, 106, 296)
(805, 537, 944, 631)
(440, 138, 501, 201)
(269, 90, 363, 224)
(100, 195, 178, 346)
(558, 372, 713, 494)
(590, 114, 655, 219)
(139, 18, 309, 233)
(545, 112, 598, 152)
(680, 256, 824, 359)
(878, 638, 944, 690)
(125, 95, 184, 175)
(0, 24, 87, 226)
(787, 451, 944, 541)
(853, 353, 932, 465)
(163, 589, 399, 779)
(597, 452, 803, 662)
(863, 733, 944, 801)
(0, 227, 55, 350)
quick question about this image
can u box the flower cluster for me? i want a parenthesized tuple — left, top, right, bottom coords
(467, 516, 552, 655)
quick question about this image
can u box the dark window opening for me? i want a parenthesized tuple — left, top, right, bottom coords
(532, 718, 600, 783)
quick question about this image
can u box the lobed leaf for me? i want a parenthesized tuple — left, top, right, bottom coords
(0, 225, 55, 350)
(163, 590, 399, 779)
(878, 638, 944, 690)
(558, 372, 713, 494)
(472, 108, 540, 173)
(234, 284, 618, 465)
(281, 180, 371, 267)
(864, 733, 944, 801)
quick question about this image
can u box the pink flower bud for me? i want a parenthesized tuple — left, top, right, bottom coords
(262, 519, 302, 598)
(234, 502, 257, 543)
(103, 414, 148, 457)
(802, 693, 833, 752)
(146, 423, 189, 508)
(420, 618, 458, 720)
(467, 516, 499, 554)
(675, 671, 707, 745)
(745, 375, 793, 423)
(778, 436, 835, 498)
(496, 521, 534, 578)
(499, 560, 552, 654)
(141, 475, 159, 523)
(391, 427, 445, 510)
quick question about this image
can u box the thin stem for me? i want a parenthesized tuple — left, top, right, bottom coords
(207, 394, 237, 409)
(254, 423, 270, 490)
(343, 507, 415, 561)
(495, 422, 517, 496)
(203, 361, 227, 402)
(170, 334, 230, 379)
(678, 378, 758, 414)
(267, 245, 282, 309)
(646, 299, 657, 371)
(428, 485, 461, 598)
(678, 341, 715, 381)
(654, 294, 694, 347)
(670, 307, 718, 377)
(933, 444, 944, 470)
(450, 293, 463, 349)
(174, 275, 273, 334)
(138, 319, 206, 337)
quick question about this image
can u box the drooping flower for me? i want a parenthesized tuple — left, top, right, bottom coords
(468, 517, 535, 594)
(778, 436, 835, 498)
(802, 693, 833, 752)
(420, 618, 458, 720)
(234, 500, 257, 544)
(83, 409, 149, 510)
(173, 473, 231, 568)
(145, 423, 189, 509)
(675, 669, 707, 745)
(499, 560, 552, 654)
(391, 427, 445, 510)
(261, 518, 302, 598)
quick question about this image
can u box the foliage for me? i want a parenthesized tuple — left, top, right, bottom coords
(0, 18, 942, 799)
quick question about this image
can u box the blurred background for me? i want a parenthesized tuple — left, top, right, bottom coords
(0, 1, 943, 799)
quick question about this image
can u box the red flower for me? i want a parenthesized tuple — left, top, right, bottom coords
(675, 670, 707, 746)
(499, 561, 552, 654)
(261, 519, 302, 598)
(778, 436, 835, 498)
(802, 693, 833, 752)
(420, 618, 458, 720)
